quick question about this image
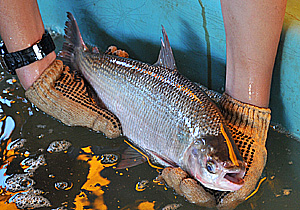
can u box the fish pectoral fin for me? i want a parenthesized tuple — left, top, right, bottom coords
(146, 149, 178, 167)
(154, 25, 177, 71)
(115, 146, 146, 169)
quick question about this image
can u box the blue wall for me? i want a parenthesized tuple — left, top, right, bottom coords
(38, 0, 300, 139)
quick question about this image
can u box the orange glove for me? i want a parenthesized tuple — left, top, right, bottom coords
(25, 59, 121, 139)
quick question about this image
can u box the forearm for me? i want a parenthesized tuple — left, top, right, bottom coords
(221, 0, 287, 108)
(0, 0, 55, 90)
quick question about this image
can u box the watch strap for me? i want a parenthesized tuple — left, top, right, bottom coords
(0, 30, 55, 75)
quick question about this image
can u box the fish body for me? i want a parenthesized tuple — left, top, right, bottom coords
(61, 12, 246, 191)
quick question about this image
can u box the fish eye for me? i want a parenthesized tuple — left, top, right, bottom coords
(206, 160, 216, 174)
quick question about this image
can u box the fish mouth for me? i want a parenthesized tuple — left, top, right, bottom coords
(224, 171, 245, 185)
(220, 160, 246, 191)
(220, 169, 245, 191)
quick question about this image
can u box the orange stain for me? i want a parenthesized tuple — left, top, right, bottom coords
(0, 139, 21, 210)
(74, 146, 117, 210)
(137, 201, 155, 210)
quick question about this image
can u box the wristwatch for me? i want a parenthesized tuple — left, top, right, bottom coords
(0, 30, 55, 75)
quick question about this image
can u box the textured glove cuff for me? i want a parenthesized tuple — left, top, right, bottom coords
(25, 60, 121, 138)
(219, 93, 271, 145)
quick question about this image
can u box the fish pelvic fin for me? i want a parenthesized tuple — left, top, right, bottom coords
(115, 146, 147, 169)
(58, 12, 88, 69)
(154, 25, 177, 71)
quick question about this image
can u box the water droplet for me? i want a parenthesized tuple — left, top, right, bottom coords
(5, 174, 35, 192)
(283, 189, 292, 196)
(11, 188, 50, 209)
(135, 180, 149, 191)
(54, 181, 73, 191)
(100, 153, 119, 164)
(8, 138, 27, 150)
(47, 140, 72, 153)
(162, 203, 182, 210)
(36, 124, 47, 129)
(21, 155, 46, 173)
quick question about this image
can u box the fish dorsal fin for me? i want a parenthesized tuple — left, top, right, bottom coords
(154, 25, 177, 71)
(58, 12, 88, 69)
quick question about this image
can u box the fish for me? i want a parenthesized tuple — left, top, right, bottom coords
(59, 12, 246, 191)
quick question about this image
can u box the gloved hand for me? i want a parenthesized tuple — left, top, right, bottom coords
(25, 59, 122, 139)
(159, 87, 271, 210)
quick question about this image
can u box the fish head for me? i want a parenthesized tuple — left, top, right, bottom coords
(182, 128, 246, 191)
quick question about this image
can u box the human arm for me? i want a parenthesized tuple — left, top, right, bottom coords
(221, 0, 287, 108)
(0, 1, 121, 138)
(0, 0, 55, 90)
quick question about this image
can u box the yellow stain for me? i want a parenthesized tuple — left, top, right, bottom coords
(81, 146, 93, 154)
(137, 201, 155, 210)
(74, 146, 117, 210)
(245, 177, 267, 200)
(220, 124, 239, 166)
(0, 192, 20, 210)
(0, 115, 6, 121)
(77, 154, 112, 189)
(73, 191, 91, 210)
(0, 138, 19, 168)
(0, 139, 21, 210)
(0, 202, 19, 210)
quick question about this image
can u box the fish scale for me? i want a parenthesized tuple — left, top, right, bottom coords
(77, 51, 222, 162)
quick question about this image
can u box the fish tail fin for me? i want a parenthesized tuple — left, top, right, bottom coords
(58, 12, 88, 68)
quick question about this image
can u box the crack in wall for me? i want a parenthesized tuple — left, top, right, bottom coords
(198, 0, 212, 89)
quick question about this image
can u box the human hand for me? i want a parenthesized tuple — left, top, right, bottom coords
(159, 89, 271, 210)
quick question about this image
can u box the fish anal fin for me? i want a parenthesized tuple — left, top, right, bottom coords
(115, 146, 146, 169)
(154, 25, 177, 71)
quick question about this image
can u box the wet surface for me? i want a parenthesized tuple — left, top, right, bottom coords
(0, 38, 300, 210)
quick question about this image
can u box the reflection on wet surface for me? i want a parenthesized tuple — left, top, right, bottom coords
(0, 38, 300, 210)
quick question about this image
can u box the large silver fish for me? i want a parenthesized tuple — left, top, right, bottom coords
(60, 12, 246, 191)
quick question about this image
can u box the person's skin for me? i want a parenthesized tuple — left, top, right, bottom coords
(221, 0, 287, 108)
(0, 0, 56, 90)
